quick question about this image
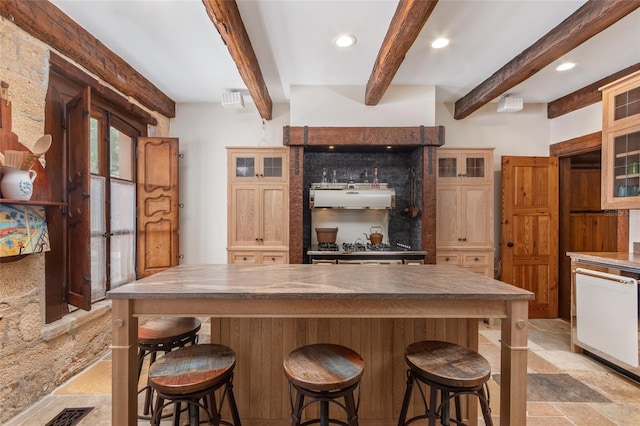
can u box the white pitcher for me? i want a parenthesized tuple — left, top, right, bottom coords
(0, 166, 37, 200)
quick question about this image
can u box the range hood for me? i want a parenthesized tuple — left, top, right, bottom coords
(310, 183, 395, 209)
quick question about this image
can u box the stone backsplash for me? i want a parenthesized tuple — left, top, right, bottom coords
(302, 149, 424, 255)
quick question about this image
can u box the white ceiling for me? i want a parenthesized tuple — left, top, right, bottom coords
(49, 0, 640, 110)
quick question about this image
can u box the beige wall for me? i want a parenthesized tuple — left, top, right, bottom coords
(0, 19, 168, 422)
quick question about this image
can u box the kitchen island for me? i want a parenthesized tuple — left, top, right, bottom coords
(108, 264, 533, 425)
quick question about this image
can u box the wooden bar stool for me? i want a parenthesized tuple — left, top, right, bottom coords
(283, 343, 364, 426)
(397, 340, 493, 426)
(137, 317, 202, 419)
(148, 343, 241, 426)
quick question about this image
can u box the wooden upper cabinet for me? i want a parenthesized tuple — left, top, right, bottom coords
(603, 71, 640, 130)
(437, 149, 492, 184)
(601, 71, 640, 209)
(229, 148, 288, 183)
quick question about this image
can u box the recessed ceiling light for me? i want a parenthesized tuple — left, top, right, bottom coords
(556, 62, 576, 71)
(333, 34, 357, 48)
(431, 38, 449, 49)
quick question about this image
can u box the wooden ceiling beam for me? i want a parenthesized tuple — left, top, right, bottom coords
(0, 0, 176, 118)
(454, 0, 640, 120)
(202, 0, 273, 121)
(547, 63, 640, 119)
(365, 0, 439, 106)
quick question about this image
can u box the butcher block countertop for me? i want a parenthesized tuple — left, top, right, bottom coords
(567, 251, 640, 272)
(107, 263, 534, 301)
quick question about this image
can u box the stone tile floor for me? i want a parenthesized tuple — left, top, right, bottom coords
(5, 318, 640, 425)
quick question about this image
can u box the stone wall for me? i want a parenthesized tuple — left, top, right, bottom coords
(0, 18, 169, 422)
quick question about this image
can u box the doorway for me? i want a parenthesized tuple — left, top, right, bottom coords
(553, 133, 627, 320)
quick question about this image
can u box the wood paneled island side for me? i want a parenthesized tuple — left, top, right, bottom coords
(108, 264, 533, 425)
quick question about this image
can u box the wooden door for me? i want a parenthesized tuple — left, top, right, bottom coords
(501, 156, 559, 318)
(136, 137, 179, 278)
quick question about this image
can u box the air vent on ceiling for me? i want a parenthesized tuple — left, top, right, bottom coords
(497, 95, 523, 113)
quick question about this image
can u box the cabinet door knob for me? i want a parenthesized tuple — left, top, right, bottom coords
(462, 237, 467, 241)
(271, 257, 275, 261)
(242, 257, 247, 261)
(507, 242, 514, 247)
(474, 257, 479, 261)
(445, 257, 450, 261)
(255, 237, 260, 241)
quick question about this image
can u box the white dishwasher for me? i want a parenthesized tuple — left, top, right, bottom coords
(575, 267, 639, 368)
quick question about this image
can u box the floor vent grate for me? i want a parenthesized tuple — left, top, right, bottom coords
(45, 407, 94, 426)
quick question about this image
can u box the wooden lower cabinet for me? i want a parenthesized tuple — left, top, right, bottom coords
(210, 316, 477, 421)
(437, 249, 494, 277)
(228, 250, 288, 264)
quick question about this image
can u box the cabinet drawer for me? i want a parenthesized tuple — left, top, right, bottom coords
(261, 252, 288, 264)
(229, 253, 258, 264)
(462, 253, 490, 266)
(436, 252, 461, 265)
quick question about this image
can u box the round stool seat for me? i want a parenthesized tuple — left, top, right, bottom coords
(138, 317, 201, 345)
(399, 340, 493, 426)
(284, 343, 364, 391)
(405, 340, 491, 388)
(149, 344, 236, 395)
(284, 343, 364, 426)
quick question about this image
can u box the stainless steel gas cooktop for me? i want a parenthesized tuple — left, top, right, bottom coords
(307, 242, 426, 264)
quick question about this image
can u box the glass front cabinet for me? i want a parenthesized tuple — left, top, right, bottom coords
(436, 148, 492, 184)
(602, 71, 640, 209)
(229, 148, 287, 183)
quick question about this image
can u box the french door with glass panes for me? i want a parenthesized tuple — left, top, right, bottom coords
(90, 109, 137, 301)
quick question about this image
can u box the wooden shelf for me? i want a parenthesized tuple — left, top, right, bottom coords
(0, 199, 65, 206)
